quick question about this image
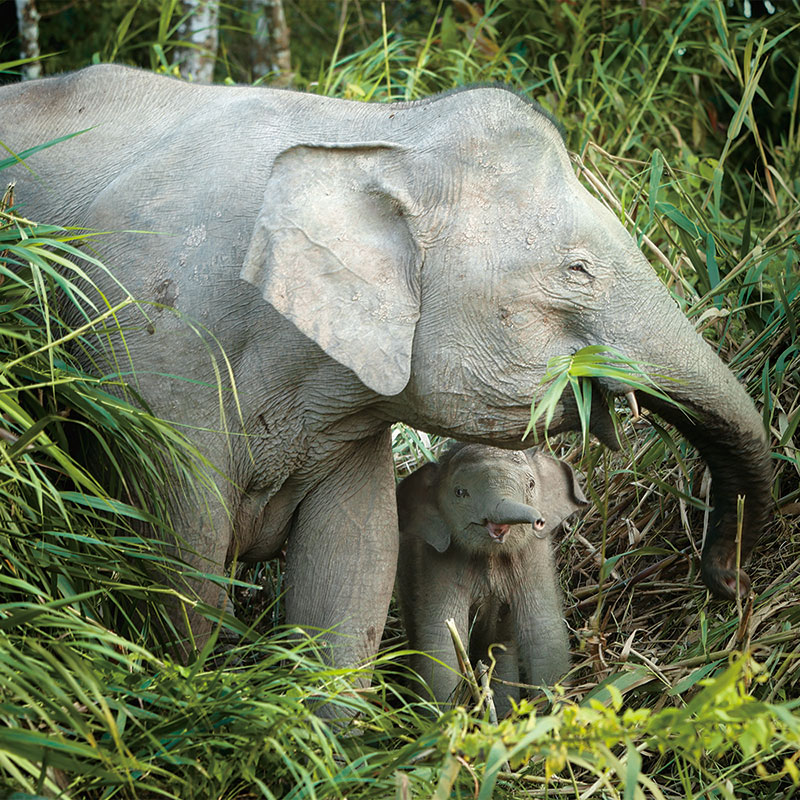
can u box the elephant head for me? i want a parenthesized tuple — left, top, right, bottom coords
(397, 443, 588, 556)
(242, 87, 771, 599)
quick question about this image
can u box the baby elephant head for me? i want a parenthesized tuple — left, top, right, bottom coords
(397, 442, 588, 554)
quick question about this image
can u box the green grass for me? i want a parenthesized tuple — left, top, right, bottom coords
(1, 1, 799, 797)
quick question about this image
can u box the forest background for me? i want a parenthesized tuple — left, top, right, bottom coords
(1, 1, 799, 798)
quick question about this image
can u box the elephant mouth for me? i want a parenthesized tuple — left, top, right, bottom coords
(485, 521, 510, 543)
(581, 380, 645, 450)
(582, 381, 623, 450)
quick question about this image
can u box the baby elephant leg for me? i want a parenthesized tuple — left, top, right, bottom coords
(473, 601, 520, 718)
(487, 642, 520, 719)
(410, 608, 470, 706)
(513, 567, 570, 687)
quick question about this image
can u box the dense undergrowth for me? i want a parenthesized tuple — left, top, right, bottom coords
(1, 1, 799, 798)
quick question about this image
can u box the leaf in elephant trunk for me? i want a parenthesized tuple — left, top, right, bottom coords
(524, 345, 689, 451)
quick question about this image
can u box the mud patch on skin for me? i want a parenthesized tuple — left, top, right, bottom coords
(153, 278, 178, 310)
(183, 224, 207, 248)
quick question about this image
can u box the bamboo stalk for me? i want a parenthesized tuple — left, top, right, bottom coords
(475, 660, 498, 724)
(445, 618, 482, 706)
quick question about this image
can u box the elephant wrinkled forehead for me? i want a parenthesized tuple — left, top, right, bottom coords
(439, 124, 579, 234)
(442, 443, 529, 476)
(416, 86, 570, 180)
(455, 122, 571, 181)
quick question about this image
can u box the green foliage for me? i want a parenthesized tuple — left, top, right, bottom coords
(0, 618, 434, 798)
(525, 346, 684, 450)
(1, 1, 800, 798)
(428, 656, 800, 798)
(0, 185, 237, 620)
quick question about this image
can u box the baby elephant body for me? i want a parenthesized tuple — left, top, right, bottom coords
(396, 443, 587, 713)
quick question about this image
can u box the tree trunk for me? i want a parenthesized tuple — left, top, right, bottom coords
(177, 0, 219, 84)
(250, 0, 293, 86)
(14, 0, 41, 80)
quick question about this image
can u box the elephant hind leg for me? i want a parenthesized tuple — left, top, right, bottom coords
(150, 494, 236, 659)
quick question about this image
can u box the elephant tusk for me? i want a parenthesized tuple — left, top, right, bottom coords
(625, 390, 640, 421)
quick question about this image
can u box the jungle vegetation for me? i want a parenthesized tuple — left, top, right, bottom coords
(0, 1, 799, 798)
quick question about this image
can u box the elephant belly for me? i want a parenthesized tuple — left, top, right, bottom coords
(229, 481, 304, 562)
(469, 595, 513, 658)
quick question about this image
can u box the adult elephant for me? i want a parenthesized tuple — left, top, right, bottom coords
(0, 65, 770, 668)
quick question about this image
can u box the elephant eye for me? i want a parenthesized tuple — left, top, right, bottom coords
(529, 478, 536, 491)
(454, 487, 469, 498)
(568, 260, 590, 274)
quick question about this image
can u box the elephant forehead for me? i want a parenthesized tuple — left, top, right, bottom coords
(456, 156, 573, 226)
(437, 186, 582, 282)
(445, 445, 529, 478)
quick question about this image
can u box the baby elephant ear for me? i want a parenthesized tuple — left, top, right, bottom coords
(396, 462, 451, 553)
(241, 142, 422, 397)
(525, 450, 589, 535)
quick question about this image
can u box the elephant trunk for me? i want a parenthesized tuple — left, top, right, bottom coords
(641, 392, 771, 599)
(491, 499, 546, 531)
(618, 287, 773, 599)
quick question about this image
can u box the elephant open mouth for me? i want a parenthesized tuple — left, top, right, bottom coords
(562, 379, 622, 451)
(571, 378, 643, 451)
(485, 521, 511, 543)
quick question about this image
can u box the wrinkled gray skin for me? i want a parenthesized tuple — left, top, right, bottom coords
(396, 443, 587, 714)
(0, 66, 770, 670)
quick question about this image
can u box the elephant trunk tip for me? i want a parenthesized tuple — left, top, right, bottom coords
(642, 393, 772, 600)
(701, 561, 751, 601)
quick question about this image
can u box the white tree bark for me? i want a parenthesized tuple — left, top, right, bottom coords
(250, 0, 293, 85)
(14, 0, 42, 80)
(177, 0, 219, 83)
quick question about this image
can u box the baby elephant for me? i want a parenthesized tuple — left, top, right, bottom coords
(396, 442, 587, 714)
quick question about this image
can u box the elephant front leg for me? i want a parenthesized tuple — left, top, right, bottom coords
(410, 606, 470, 707)
(477, 603, 520, 718)
(283, 431, 399, 682)
(513, 574, 571, 688)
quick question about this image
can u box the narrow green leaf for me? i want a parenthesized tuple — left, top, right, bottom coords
(648, 149, 663, 223)
(624, 741, 642, 800)
(0, 130, 93, 172)
(477, 740, 509, 800)
(656, 202, 701, 238)
(431, 755, 461, 800)
(58, 491, 162, 523)
(705, 233, 722, 308)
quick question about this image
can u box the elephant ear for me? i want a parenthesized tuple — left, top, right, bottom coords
(525, 450, 589, 535)
(396, 461, 451, 553)
(241, 142, 422, 396)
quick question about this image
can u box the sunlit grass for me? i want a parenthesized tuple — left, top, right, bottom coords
(2, 0, 800, 796)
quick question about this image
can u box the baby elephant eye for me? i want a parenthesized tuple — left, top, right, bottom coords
(529, 478, 536, 491)
(454, 487, 469, 498)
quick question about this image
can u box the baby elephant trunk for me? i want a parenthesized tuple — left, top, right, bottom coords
(492, 499, 546, 532)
